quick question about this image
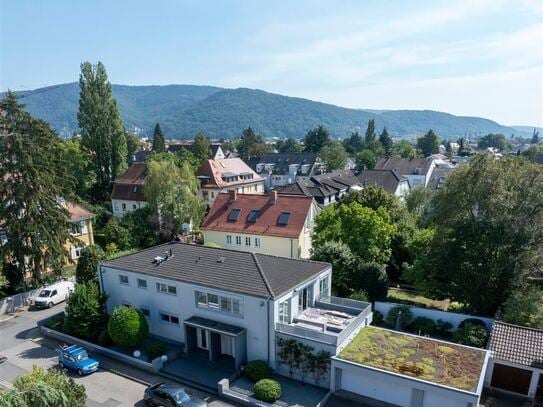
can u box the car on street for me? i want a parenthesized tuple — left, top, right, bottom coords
(57, 344, 99, 376)
(32, 280, 74, 308)
(143, 382, 207, 406)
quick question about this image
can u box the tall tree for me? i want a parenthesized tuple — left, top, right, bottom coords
(392, 139, 416, 158)
(0, 92, 74, 282)
(320, 141, 348, 171)
(237, 127, 262, 160)
(364, 119, 377, 144)
(378, 127, 393, 157)
(478, 133, 509, 151)
(342, 132, 364, 154)
(356, 149, 377, 170)
(192, 132, 211, 165)
(152, 123, 165, 153)
(276, 138, 303, 153)
(78, 61, 127, 200)
(303, 126, 331, 153)
(416, 130, 440, 157)
(126, 133, 142, 161)
(445, 140, 453, 159)
(531, 129, 540, 145)
(457, 137, 471, 156)
(60, 138, 92, 199)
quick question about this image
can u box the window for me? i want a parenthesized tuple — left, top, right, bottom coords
(211, 192, 215, 198)
(319, 276, 329, 299)
(196, 290, 243, 316)
(137, 279, 147, 289)
(207, 293, 219, 309)
(235, 236, 242, 246)
(245, 237, 251, 246)
(132, 204, 137, 210)
(71, 246, 84, 259)
(140, 307, 150, 318)
(247, 209, 260, 222)
(122, 203, 127, 211)
(119, 275, 129, 285)
(113, 202, 119, 211)
(160, 312, 179, 325)
(232, 299, 241, 315)
(197, 291, 207, 306)
(228, 208, 242, 221)
(221, 297, 232, 313)
(254, 238, 261, 248)
(70, 222, 82, 235)
(253, 184, 257, 191)
(226, 235, 232, 245)
(156, 282, 176, 295)
(279, 299, 291, 323)
(278, 211, 291, 225)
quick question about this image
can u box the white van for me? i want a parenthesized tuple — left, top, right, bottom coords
(33, 281, 75, 309)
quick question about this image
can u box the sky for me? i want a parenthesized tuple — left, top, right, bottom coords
(1, 0, 543, 126)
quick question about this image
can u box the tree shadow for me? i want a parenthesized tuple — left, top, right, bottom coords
(16, 345, 56, 360)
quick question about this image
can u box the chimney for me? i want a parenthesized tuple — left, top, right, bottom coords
(269, 190, 278, 204)
(229, 190, 237, 201)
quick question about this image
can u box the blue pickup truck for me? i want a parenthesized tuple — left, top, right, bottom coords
(57, 344, 99, 376)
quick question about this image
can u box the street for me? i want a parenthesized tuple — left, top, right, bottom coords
(0, 303, 236, 406)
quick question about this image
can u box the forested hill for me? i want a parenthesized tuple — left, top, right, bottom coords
(7, 82, 525, 139)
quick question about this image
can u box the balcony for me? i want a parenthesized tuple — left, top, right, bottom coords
(275, 296, 372, 347)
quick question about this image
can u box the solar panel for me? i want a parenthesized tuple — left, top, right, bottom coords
(278, 211, 291, 225)
(247, 209, 260, 222)
(228, 208, 241, 221)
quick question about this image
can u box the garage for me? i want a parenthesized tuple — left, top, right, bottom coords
(490, 363, 532, 395)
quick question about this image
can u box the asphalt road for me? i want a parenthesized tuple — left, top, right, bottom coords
(0, 303, 235, 406)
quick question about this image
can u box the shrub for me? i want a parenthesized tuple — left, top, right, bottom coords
(253, 379, 281, 403)
(501, 286, 543, 329)
(146, 340, 167, 360)
(452, 323, 488, 348)
(75, 245, 105, 286)
(435, 319, 453, 337)
(372, 310, 384, 325)
(63, 283, 108, 340)
(385, 305, 413, 329)
(108, 306, 149, 347)
(354, 262, 389, 302)
(349, 291, 369, 302)
(47, 315, 64, 331)
(245, 360, 270, 382)
(98, 329, 114, 347)
(409, 317, 436, 335)
(458, 318, 486, 330)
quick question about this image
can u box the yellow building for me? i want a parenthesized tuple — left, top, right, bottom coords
(64, 202, 95, 262)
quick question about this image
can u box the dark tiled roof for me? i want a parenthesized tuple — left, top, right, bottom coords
(250, 153, 318, 176)
(357, 169, 407, 193)
(111, 163, 148, 201)
(375, 157, 433, 176)
(426, 166, 454, 191)
(312, 170, 361, 191)
(101, 243, 329, 299)
(488, 321, 543, 368)
(133, 150, 151, 162)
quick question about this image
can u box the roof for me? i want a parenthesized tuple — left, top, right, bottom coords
(66, 202, 94, 222)
(132, 149, 151, 162)
(111, 163, 148, 201)
(201, 192, 313, 238)
(488, 321, 543, 368)
(312, 170, 361, 191)
(250, 152, 318, 176)
(426, 166, 454, 191)
(357, 169, 408, 193)
(375, 157, 434, 176)
(196, 158, 263, 188)
(275, 179, 335, 198)
(101, 242, 330, 299)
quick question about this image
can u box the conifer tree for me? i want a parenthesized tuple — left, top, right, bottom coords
(152, 123, 165, 153)
(365, 119, 377, 143)
(378, 127, 393, 157)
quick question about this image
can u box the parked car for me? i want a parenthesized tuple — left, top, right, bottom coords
(57, 344, 99, 376)
(143, 382, 206, 406)
(32, 281, 74, 308)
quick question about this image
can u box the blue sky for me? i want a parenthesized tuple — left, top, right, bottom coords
(1, 0, 542, 126)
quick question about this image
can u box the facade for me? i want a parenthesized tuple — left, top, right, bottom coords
(375, 157, 436, 188)
(111, 163, 148, 218)
(65, 202, 95, 262)
(357, 169, 411, 198)
(196, 158, 265, 207)
(201, 191, 316, 259)
(250, 153, 322, 191)
(99, 243, 373, 375)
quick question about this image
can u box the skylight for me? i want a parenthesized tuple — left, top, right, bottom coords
(278, 211, 291, 225)
(247, 209, 260, 222)
(228, 208, 242, 221)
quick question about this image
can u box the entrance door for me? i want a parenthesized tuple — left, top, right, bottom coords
(196, 328, 208, 350)
(221, 334, 234, 357)
(490, 363, 532, 395)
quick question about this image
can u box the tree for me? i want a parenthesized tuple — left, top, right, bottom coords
(364, 119, 377, 144)
(104, 218, 134, 250)
(238, 127, 262, 160)
(320, 141, 348, 171)
(192, 132, 211, 165)
(404, 186, 432, 216)
(393, 139, 416, 158)
(478, 133, 509, 151)
(152, 123, 166, 153)
(342, 132, 364, 154)
(276, 138, 303, 153)
(356, 149, 377, 170)
(378, 128, 393, 157)
(531, 129, 539, 145)
(75, 245, 105, 286)
(0, 92, 74, 282)
(63, 282, 108, 339)
(341, 185, 402, 218)
(78, 61, 127, 200)
(457, 137, 471, 156)
(249, 142, 274, 157)
(108, 306, 149, 347)
(445, 140, 453, 159)
(501, 286, 543, 329)
(303, 126, 331, 153)
(354, 262, 389, 302)
(311, 241, 356, 297)
(60, 138, 92, 199)
(407, 155, 543, 315)
(416, 130, 440, 157)
(121, 206, 159, 248)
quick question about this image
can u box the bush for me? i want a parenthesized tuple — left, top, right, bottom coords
(349, 291, 369, 302)
(98, 329, 114, 347)
(354, 262, 389, 302)
(385, 305, 413, 329)
(47, 315, 64, 331)
(146, 340, 167, 360)
(435, 319, 453, 337)
(245, 360, 270, 382)
(372, 310, 384, 325)
(458, 318, 486, 329)
(409, 317, 436, 335)
(63, 282, 108, 340)
(75, 245, 106, 285)
(253, 379, 281, 403)
(452, 323, 488, 348)
(108, 306, 149, 347)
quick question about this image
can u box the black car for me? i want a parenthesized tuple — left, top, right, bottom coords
(143, 382, 207, 407)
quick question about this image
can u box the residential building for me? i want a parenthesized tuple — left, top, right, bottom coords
(485, 321, 543, 400)
(111, 163, 148, 218)
(98, 243, 372, 378)
(375, 157, 436, 188)
(196, 158, 264, 207)
(201, 191, 316, 259)
(426, 166, 454, 191)
(357, 169, 411, 198)
(130, 149, 152, 163)
(168, 143, 225, 160)
(65, 202, 95, 262)
(250, 153, 322, 190)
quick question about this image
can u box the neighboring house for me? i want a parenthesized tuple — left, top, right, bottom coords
(485, 321, 543, 400)
(426, 166, 455, 192)
(98, 242, 372, 380)
(201, 191, 316, 259)
(130, 149, 152, 163)
(250, 153, 322, 190)
(196, 158, 264, 207)
(65, 202, 95, 261)
(168, 143, 225, 160)
(275, 180, 337, 208)
(375, 157, 436, 188)
(357, 169, 411, 198)
(111, 163, 148, 218)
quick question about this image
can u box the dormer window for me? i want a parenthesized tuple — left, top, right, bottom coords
(133, 186, 138, 193)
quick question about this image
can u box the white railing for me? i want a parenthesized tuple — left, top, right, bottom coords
(318, 296, 370, 311)
(275, 322, 337, 345)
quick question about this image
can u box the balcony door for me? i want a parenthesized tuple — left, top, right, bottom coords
(298, 285, 313, 314)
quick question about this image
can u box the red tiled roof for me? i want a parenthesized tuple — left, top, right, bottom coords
(196, 158, 263, 189)
(111, 163, 148, 201)
(66, 202, 94, 222)
(201, 192, 313, 238)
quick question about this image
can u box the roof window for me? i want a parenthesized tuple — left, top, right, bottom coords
(228, 208, 242, 221)
(247, 209, 260, 222)
(278, 211, 291, 225)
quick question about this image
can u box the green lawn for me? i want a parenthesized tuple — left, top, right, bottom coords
(386, 288, 464, 311)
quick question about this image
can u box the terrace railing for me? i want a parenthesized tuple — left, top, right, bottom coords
(275, 322, 337, 345)
(316, 295, 371, 313)
(335, 304, 372, 347)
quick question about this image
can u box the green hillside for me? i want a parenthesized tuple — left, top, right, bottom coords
(6, 82, 525, 139)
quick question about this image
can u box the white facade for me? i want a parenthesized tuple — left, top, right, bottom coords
(484, 358, 542, 399)
(112, 199, 147, 219)
(404, 160, 436, 188)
